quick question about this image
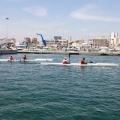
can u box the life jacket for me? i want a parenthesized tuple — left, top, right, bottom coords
(23, 56, 27, 60)
(62, 60, 69, 64)
(80, 60, 87, 64)
(9, 57, 14, 60)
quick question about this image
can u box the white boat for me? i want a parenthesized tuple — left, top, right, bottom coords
(0, 59, 19, 62)
(40, 63, 119, 67)
(0, 58, 53, 62)
(35, 58, 53, 62)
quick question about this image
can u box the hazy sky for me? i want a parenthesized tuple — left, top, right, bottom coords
(0, 0, 120, 41)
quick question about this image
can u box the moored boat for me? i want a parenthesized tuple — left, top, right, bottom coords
(0, 49, 17, 54)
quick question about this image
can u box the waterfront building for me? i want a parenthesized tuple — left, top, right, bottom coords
(24, 37, 31, 43)
(53, 36, 68, 49)
(32, 38, 38, 44)
(109, 32, 120, 47)
(92, 37, 108, 48)
(54, 36, 62, 43)
(58, 39, 68, 48)
(70, 39, 85, 50)
(110, 32, 118, 39)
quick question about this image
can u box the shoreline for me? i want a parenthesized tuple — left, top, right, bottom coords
(17, 50, 120, 56)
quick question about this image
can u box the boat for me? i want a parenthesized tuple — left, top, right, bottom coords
(0, 58, 53, 62)
(35, 58, 53, 62)
(40, 63, 119, 67)
(0, 49, 17, 54)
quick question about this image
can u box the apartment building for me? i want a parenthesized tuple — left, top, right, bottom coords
(92, 37, 108, 48)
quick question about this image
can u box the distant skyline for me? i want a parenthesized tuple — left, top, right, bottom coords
(0, 0, 120, 41)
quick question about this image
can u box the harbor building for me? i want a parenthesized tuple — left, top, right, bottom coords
(91, 36, 108, 48)
(54, 36, 68, 49)
(109, 32, 120, 47)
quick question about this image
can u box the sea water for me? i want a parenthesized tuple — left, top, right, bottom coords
(0, 54, 120, 120)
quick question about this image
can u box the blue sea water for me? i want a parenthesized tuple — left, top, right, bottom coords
(0, 54, 120, 120)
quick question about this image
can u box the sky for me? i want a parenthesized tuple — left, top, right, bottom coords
(0, 0, 120, 41)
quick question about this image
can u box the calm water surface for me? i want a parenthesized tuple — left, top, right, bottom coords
(0, 54, 120, 120)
